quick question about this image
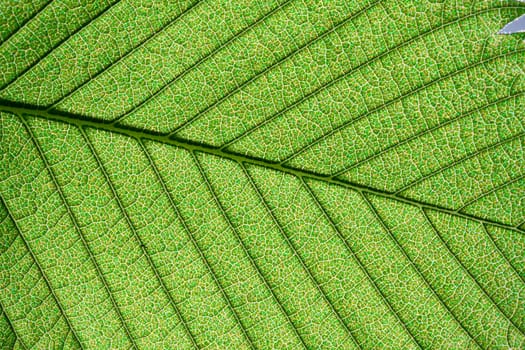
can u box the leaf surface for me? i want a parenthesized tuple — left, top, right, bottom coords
(0, 0, 524, 349)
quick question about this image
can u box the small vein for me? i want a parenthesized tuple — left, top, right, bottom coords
(17, 116, 136, 348)
(278, 49, 524, 165)
(0, 266, 29, 350)
(79, 127, 193, 349)
(143, 143, 276, 349)
(421, 208, 525, 337)
(221, 7, 521, 153)
(190, 151, 261, 349)
(332, 92, 524, 178)
(137, 137, 232, 350)
(395, 131, 525, 195)
(242, 165, 363, 349)
(508, 74, 522, 96)
(47, 0, 203, 110)
(169, 0, 381, 137)
(235, 162, 309, 349)
(112, 0, 294, 126)
(0, 0, 123, 91)
(0, 0, 53, 49)
(0, 228, 18, 255)
(17, 117, 95, 350)
(300, 178, 423, 350)
(455, 174, 525, 213)
(360, 193, 484, 349)
(481, 223, 525, 288)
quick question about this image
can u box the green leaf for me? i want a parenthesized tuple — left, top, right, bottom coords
(1, 0, 524, 349)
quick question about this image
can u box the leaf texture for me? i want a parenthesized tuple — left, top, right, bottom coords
(1, 0, 524, 349)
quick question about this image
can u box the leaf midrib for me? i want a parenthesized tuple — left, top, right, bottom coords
(0, 99, 523, 235)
